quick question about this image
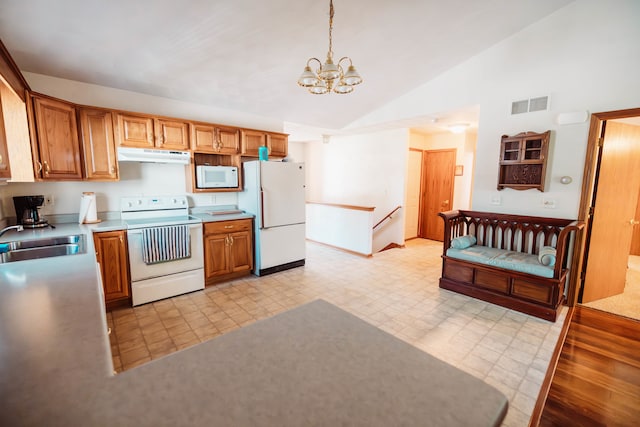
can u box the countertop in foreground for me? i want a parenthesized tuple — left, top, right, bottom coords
(0, 224, 507, 427)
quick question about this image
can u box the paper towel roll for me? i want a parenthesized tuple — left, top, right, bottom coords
(79, 192, 98, 224)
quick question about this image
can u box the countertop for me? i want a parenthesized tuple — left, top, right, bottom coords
(0, 222, 506, 427)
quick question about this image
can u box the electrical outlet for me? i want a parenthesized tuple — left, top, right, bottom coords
(542, 198, 556, 209)
(44, 195, 55, 206)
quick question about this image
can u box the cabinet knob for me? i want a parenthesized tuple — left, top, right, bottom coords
(0, 154, 2, 164)
(43, 160, 50, 175)
(111, 165, 116, 173)
(229, 236, 234, 246)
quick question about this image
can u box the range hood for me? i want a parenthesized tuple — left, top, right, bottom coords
(117, 147, 191, 164)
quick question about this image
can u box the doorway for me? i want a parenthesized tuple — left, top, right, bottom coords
(575, 108, 640, 321)
(419, 149, 455, 241)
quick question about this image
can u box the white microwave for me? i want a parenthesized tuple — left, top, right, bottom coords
(196, 165, 238, 188)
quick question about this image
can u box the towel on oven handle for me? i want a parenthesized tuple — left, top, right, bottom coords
(142, 225, 191, 264)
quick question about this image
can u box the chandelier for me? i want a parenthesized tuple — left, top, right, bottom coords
(297, 0, 363, 94)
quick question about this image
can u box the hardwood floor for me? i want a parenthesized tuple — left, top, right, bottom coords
(538, 306, 640, 426)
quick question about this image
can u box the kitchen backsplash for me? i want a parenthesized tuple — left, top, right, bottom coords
(0, 162, 238, 220)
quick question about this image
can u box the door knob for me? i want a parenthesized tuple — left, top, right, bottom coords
(629, 219, 640, 225)
(441, 200, 449, 206)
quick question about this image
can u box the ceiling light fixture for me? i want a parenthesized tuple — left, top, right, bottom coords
(448, 123, 469, 134)
(297, 0, 363, 95)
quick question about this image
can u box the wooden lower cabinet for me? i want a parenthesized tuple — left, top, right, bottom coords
(203, 219, 253, 285)
(94, 230, 131, 310)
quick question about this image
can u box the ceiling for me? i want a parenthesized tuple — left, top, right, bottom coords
(0, 0, 573, 140)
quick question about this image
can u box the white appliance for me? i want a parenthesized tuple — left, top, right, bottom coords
(117, 147, 191, 164)
(196, 165, 238, 188)
(120, 195, 204, 306)
(238, 161, 306, 276)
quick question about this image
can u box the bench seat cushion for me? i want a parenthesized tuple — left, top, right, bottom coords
(446, 246, 555, 278)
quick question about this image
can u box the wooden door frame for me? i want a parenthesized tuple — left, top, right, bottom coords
(408, 147, 425, 239)
(569, 107, 640, 306)
(419, 148, 456, 239)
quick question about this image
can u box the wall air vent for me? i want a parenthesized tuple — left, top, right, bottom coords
(511, 95, 549, 115)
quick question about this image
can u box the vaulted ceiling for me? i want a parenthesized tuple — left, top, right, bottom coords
(0, 0, 573, 138)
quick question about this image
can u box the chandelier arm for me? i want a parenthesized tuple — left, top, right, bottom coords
(337, 56, 352, 68)
(306, 57, 322, 71)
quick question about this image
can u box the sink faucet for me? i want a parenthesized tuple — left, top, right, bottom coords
(0, 225, 24, 238)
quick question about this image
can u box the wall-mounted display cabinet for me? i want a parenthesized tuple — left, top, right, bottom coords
(497, 130, 550, 192)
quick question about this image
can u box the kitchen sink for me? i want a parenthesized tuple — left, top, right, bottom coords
(0, 234, 87, 263)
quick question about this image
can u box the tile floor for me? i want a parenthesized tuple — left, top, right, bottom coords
(108, 239, 566, 427)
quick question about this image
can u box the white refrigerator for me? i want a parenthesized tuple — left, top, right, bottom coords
(238, 161, 306, 276)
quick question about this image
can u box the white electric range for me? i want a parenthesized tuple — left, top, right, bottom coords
(121, 195, 204, 306)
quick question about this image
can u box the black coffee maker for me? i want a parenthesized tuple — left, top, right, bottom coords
(13, 195, 50, 228)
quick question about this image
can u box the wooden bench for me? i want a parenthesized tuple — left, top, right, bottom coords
(438, 210, 584, 321)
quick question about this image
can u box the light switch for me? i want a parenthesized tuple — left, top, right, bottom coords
(491, 195, 502, 205)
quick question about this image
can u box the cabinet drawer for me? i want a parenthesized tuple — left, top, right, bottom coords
(204, 219, 252, 235)
(443, 259, 473, 283)
(475, 270, 510, 294)
(512, 279, 553, 305)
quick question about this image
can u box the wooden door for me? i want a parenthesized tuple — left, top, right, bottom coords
(241, 129, 266, 156)
(33, 96, 82, 180)
(155, 119, 189, 150)
(582, 121, 640, 303)
(420, 149, 455, 241)
(267, 133, 288, 158)
(116, 113, 154, 148)
(79, 108, 118, 180)
(228, 230, 253, 273)
(404, 149, 423, 240)
(630, 187, 640, 256)
(0, 91, 10, 179)
(95, 231, 130, 304)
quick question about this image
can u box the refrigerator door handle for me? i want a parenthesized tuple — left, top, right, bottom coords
(260, 188, 266, 228)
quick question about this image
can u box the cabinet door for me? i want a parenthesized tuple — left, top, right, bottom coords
(217, 125, 240, 154)
(240, 129, 266, 156)
(116, 113, 154, 148)
(155, 119, 189, 150)
(0, 92, 10, 179)
(79, 108, 118, 180)
(191, 123, 216, 152)
(204, 233, 231, 280)
(95, 231, 131, 303)
(500, 138, 522, 163)
(228, 230, 253, 273)
(267, 133, 288, 158)
(33, 96, 82, 180)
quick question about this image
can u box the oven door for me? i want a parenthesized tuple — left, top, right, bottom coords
(127, 223, 204, 281)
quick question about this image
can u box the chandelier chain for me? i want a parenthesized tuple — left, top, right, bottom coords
(328, 0, 334, 57)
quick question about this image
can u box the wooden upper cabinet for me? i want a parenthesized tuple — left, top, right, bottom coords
(497, 130, 550, 192)
(240, 129, 266, 156)
(241, 129, 288, 158)
(155, 118, 189, 150)
(191, 123, 239, 154)
(115, 113, 189, 150)
(0, 91, 11, 179)
(32, 96, 82, 180)
(267, 133, 288, 158)
(115, 113, 154, 148)
(78, 108, 118, 181)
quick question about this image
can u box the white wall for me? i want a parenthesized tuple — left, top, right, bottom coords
(347, 0, 640, 219)
(304, 128, 409, 252)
